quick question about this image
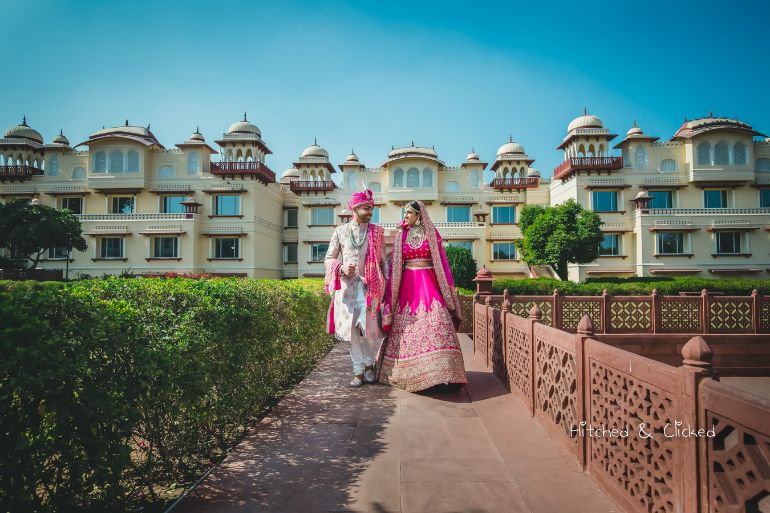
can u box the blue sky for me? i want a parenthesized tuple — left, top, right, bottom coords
(2, 0, 768, 179)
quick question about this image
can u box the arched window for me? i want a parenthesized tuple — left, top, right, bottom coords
(697, 142, 711, 166)
(347, 170, 358, 190)
(159, 166, 175, 179)
(72, 167, 86, 180)
(660, 159, 677, 173)
(109, 150, 124, 172)
(598, 144, 605, 156)
(634, 145, 647, 169)
(422, 168, 433, 187)
(588, 144, 596, 157)
(622, 147, 631, 167)
(757, 158, 770, 172)
(94, 151, 106, 173)
(225, 150, 233, 162)
(714, 141, 729, 165)
(125, 150, 139, 172)
(445, 181, 459, 193)
(368, 181, 381, 192)
(470, 169, 480, 189)
(187, 152, 199, 175)
(48, 154, 60, 176)
(733, 142, 747, 165)
(407, 167, 419, 187)
(393, 168, 403, 188)
(502, 166, 509, 178)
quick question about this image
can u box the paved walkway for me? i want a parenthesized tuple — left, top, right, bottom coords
(176, 335, 622, 513)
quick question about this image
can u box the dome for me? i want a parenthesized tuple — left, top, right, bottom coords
(227, 113, 261, 137)
(567, 113, 604, 133)
(92, 123, 151, 137)
(634, 190, 652, 200)
(387, 142, 438, 159)
(301, 142, 329, 159)
(627, 121, 643, 137)
(346, 150, 359, 162)
(189, 127, 205, 142)
(466, 151, 480, 161)
(52, 130, 69, 145)
(527, 168, 541, 177)
(281, 167, 300, 179)
(497, 136, 526, 157)
(4, 117, 43, 143)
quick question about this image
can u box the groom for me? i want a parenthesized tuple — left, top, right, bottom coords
(324, 189, 388, 387)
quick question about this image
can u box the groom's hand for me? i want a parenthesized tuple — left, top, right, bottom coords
(344, 263, 357, 276)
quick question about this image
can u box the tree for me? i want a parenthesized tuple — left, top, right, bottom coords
(0, 199, 88, 270)
(444, 245, 477, 290)
(516, 199, 603, 280)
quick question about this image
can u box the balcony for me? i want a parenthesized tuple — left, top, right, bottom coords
(209, 162, 276, 184)
(553, 156, 623, 180)
(490, 177, 539, 191)
(289, 180, 336, 195)
(688, 165, 754, 185)
(643, 208, 770, 216)
(0, 165, 44, 182)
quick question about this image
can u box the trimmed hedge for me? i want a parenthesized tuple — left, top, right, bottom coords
(491, 277, 770, 296)
(0, 278, 333, 512)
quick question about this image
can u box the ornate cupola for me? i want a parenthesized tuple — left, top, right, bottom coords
(553, 109, 622, 181)
(290, 138, 337, 195)
(1, 116, 45, 182)
(211, 113, 275, 184)
(490, 136, 538, 191)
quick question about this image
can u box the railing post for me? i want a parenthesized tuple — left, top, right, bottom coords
(485, 295, 493, 368)
(552, 288, 561, 330)
(701, 289, 710, 334)
(751, 289, 760, 334)
(651, 288, 659, 334)
(502, 290, 512, 387)
(601, 289, 610, 334)
(680, 336, 713, 513)
(472, 293, 481, 354)
(575, 314, 593, 471)
(528, 304, 541, 417)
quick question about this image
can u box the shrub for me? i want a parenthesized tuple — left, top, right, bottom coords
(444, 246, 478, 290)
(491, 277, 770, 296)
(0, 278, 334, 512)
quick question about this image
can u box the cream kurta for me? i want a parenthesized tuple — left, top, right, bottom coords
(325, 221, 388, 342)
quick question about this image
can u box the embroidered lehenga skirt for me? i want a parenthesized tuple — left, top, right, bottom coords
(379, 266, 467, 392)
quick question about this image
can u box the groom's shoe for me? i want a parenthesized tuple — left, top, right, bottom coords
(364, 366, 376, 384)
(350, 374, 364, 388)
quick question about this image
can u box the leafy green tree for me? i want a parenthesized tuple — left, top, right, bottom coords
(516, 199, 603, 280)
(444, 245, 477, 290)
(0, 199, 87, 269)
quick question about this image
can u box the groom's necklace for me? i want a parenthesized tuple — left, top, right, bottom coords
(350, 223, 367, 248)
(407, 225, 425, 249)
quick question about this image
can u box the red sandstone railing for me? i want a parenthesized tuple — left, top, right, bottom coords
(0, 165, 44, 181)
(288, 180, 336, 194)
(490, 177, 539, 190)
(553, 156, 623, 180)
(472, 298, 770, 513)
(209, 161, 276, 184)
(468, 288, 770, 335)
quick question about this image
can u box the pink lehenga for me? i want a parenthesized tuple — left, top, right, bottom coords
(379, 204, 467, 392)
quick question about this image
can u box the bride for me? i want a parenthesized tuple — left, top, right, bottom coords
(379, 200, 467, 392)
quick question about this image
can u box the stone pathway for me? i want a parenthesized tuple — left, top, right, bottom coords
(175, 335, 622, 513)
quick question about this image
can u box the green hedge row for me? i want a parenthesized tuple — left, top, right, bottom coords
(0, 278, 333, 512)
(490, 277, 770, 296)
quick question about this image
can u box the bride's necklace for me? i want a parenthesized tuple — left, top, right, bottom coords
(350, 223, 367, 248)
(407, 224, 425, 249)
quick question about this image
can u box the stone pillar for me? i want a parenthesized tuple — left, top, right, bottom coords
(474, 266, 494, 296)
(680, 336, 713, 513)
(527, 304, 541, 416)
(575, 314, 594, 470)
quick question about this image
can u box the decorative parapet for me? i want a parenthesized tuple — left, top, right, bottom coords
(646, 207, 770, 216)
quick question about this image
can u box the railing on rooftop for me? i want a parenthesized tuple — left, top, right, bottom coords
(0, 165, 44, 182)
(288, 180, 336, 195)
(209, 161, 275, 184)
(553, 156, 623, 180)
(490, 177, 539, 190)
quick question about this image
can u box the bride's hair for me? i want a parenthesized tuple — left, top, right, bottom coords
(407, 200, 421, 212)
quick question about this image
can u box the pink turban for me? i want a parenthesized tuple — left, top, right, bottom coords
(348, 189, 374, 210)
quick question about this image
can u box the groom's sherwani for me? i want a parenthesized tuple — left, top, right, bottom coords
(325, 220, 388, 374)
